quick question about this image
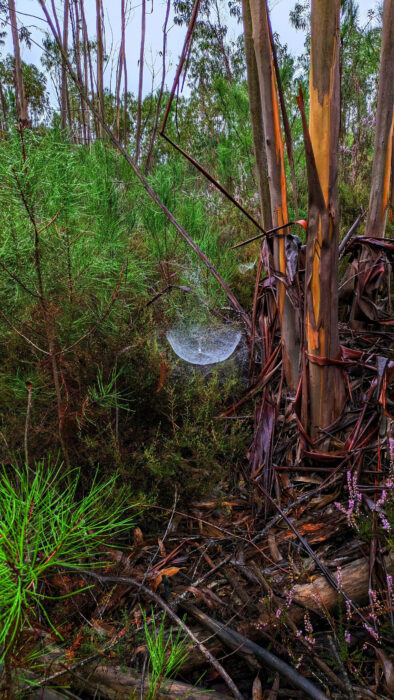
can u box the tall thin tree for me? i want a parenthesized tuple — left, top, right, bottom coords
(135, 0, 146, 162)
(8, 0, 29, 126)
(96, 0, 105, 138)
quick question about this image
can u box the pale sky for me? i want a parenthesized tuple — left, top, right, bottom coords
(1, 0, 381, 108)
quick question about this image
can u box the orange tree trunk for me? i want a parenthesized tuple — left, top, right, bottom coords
(248, 0, 300, 390)
(298, 0, 345, 438)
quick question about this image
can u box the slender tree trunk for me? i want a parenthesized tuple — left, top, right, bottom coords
(298, 0, 344, 437)
(80, 0, 93, 142)
(365, 0, 394, 239)
(60, 0, 70, 130)
(241, 0, 272, 230)
(249, 0, 300, 390)
(123, 48, 128, 146)
(96, 0, 105, 138)
(0, 78, 7, 128)
(8, 0, 29, 127)
(115, 0, 126, 141)
(350, 0, 393, 324)
(145, 0, 171, 175)
(135, 0, 146, 163)
(72, 0, 87, 143)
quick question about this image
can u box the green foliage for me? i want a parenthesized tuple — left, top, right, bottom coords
(0, 459, 137, 661)
(142, 609, 192, 699)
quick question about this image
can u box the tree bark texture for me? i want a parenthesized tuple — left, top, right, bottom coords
(248, 0, 300, 390)
(300, 0, 345, 437)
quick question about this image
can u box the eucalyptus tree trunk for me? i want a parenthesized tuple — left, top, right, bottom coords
(96, 0, 105, 138)
(135, 0, 146, 163)
(241, 0, 272, 230)
(248, 0, 300, 390)
(350, 0, 393, 324)
(8, 0, 29, 126)
(60, 0, 70, 130)
(365, 0, 394, 239)
(300, 0, 344, 437)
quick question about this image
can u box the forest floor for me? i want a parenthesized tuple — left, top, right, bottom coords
(23, 324, 393, 700)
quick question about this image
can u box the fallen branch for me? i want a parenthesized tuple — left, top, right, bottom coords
(180, 601, 327, 700)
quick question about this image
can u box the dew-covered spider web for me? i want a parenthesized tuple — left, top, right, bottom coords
(166, 325, 241, 365)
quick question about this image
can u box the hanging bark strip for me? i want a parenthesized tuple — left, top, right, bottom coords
(296, 0, 345, 439)
(39, 0, 250, 331)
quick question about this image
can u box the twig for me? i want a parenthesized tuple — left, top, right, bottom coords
(0, 308, 49, 354)
(339, 209, 367, 255)
(24, 383, 33, 466)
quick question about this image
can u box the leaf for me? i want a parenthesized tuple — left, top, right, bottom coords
(133, 527, 144, 546)
(153, 566, 180, 590)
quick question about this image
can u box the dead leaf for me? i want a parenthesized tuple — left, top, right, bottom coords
(133, 527, 143, 546)
(252, 675, 263, 700)
(153, 566, 180, 590)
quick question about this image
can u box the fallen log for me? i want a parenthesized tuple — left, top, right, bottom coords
(72, 665, 232, 700)
(291, 552, 393, 617)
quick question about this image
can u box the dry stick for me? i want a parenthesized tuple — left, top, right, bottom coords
(24, 383, 33, 466)
(72, 569, 244, 700)
(180, 601, 327, 700)
(0, 308, 49, 354)
(38, 0, 250, 331)
(338, 209, 367, 255)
